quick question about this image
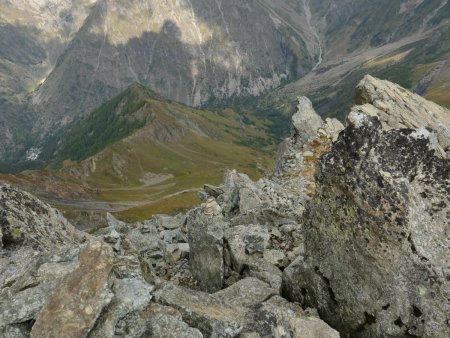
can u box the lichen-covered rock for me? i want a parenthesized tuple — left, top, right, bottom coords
(355, 75, 450, 157)
(31, 241, 114, 338)
(213, 277, 278, 308)
(0, 185, 88, 335)
(4, 76, 449, 338)
(0, 184, 84, 250)
(291, 96, 326, 145)
(283, 110, 450, 337)
(88, 277, 154, 337)
(187, 201, 227, 292)
(143, 304, 203, 338)
(0, 245, 81, 333)
(155, 283, 246, 337)
(274, 96, 344, 212)
(242, 295, 340, 338)
(155, 278, 338, 338)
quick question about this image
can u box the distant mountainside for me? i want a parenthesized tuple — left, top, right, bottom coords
(257, 0, 450, 120)
(0, 0, 449, 168)
(0, 83, 274, 224)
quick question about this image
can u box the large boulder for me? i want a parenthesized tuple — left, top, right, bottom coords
(355, 75, 450, 157)
(0, 184, 87, 336)
(283, 108, 450, 337)
(31, 241, 114, 338)
(0, 245, 81, 336)
(187, 199, 227, 292)
(0, 184, 84, 250)
(0, 186, 162, 338)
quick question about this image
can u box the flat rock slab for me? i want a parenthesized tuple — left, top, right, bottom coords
(31, 241, 114, 338)
(156, 283, 246, 337)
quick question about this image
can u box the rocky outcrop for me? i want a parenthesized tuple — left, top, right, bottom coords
(0, 184, 88, 337)
(0, 184, 84, 250)
(274, 96, 344, 200)
(0, 184, 338, 337)
(355, 75, 450, 157)
(283, 79, 450, 337)
(187, 200, 226, 292)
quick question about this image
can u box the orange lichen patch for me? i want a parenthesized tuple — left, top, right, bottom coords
(302, 134, 333, 197)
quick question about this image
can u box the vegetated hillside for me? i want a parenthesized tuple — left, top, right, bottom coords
(0, 0, 312, 165)
(247, 0, 450, 129)
(0, 84, 275, 224)
(305, 25, 450, 121)
(1, 0, 448, 168)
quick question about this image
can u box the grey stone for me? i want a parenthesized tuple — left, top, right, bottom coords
(106, 212, 127, 229)
(144, 304, 203, 338)
(0, 184, 84, 251)
(355, 75, 450, 157)
(213, 277, 277, 308)
(155, 283, 246, 337)
(263, 249, 285, 266)
(187, 205, 226, 292)
(88, 277, 154, 338)
(224, 225, 270, 274)
(161, 228, 185, 244)
(31, 241, 114, 338)
(242, 295, 340, 338)
(239, 187, 262, 213)
(283, 107, 450, 337)
(291, 97, 324, 145)
(155, 214, 183, 230)
(204, 184, 225, 198)
(243, 258, 283, 292)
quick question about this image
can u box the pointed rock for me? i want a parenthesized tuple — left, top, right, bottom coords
(355, 75, 450, 157)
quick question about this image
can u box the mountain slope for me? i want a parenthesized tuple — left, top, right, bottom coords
(1, 84, 275, 224)
(252, 0, 450, 125)
(26, 0, 308, 149)
(1, 0, 449, 167)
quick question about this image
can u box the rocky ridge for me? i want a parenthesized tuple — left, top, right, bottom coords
(1, 76, 449, 337)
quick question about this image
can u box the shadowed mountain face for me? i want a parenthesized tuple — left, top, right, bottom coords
(0, 0, 449, 168)
(30, 0, 304, 134)
(0, 0, 310, 166)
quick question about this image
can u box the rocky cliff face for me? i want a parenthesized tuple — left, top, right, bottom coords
(283, 88, 450, 336)
(1, 76, 449, 337)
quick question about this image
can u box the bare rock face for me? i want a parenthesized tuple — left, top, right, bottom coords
(142, 304, 203, 338)
(0, 184, 84, 250)
(188, 99, 342, 294)
(355, 75, 450, 157)
(283, 92, 450, 336)
(274, 96, 344, 203)
(0, 184, 88, 337)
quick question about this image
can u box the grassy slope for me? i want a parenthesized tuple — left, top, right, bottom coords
(2, 84, 275, 223)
